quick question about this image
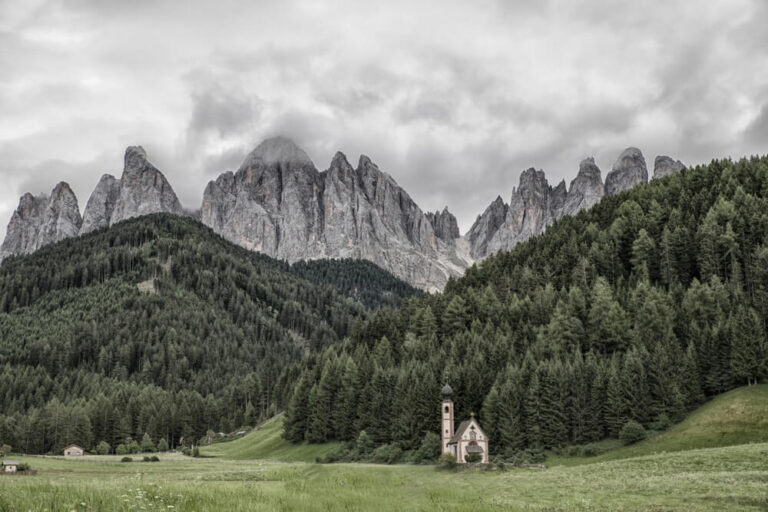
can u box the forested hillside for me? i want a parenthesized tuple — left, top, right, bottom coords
(283, 155, 768, 456)
(0, 214, 417, 454)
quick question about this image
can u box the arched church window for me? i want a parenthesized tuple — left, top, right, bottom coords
(444, 406, 449, 413)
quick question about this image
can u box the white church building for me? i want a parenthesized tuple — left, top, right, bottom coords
(441, 383, 489, 463)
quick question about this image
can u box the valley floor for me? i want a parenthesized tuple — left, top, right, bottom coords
(2, 443, 767, 511)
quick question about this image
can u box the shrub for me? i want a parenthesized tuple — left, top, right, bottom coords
(96, 441, 111, 455)
(181, 447, 191, 456)
(157, 438, 169, 452)
(564, 445, 581, 457)
(372, 444, 393, 463)
(356, 431, 375, 457)
(17, 463, 30, 471)
(650, 413, 672, 432)
(464, 452, 482, 464)
(127, 440, 140, 454)
(504, 448, 546, 466)
(437, 453, 457, 470)
(116, 444, 127, 456)
(121, 456, 133, 463)
(0, 444, 11, 457)
(413, 432, 441, 464)
(581, 444, 599, 457)
(141, 433, 155, 453)
(143, 456, 152, 462)
(150, 455, 160, 462)
(619, 420, 647, 445)
(192, 446, 200, 457)
(387, 444, 403, 464)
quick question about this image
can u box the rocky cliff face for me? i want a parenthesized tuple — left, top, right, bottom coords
(0, 182, 82, 261)
(201, 137, 468, 290)
(427, 207, 460, 242)
(467, 168, 564, 260)
(604, 147, 648, 196)
(653, 155, 686, 179)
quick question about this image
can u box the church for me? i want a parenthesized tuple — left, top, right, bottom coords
(440, 383, 489, 463)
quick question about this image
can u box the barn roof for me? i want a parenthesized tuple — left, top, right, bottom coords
(63, 444, 84, 450)
(2, 460, 19, 465)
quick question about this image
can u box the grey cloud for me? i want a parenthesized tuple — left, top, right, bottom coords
(745, 105, 768, 148)
(1, 0, 766, 241)
(315, 88, 383, 116)
(395, 96, 455, 124)
(187, 87, 259, 139)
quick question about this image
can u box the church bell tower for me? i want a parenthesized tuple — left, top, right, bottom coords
(441, 383, 455, 454)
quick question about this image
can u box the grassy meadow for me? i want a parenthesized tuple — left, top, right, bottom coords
(2, 386, 767, 511)
(1, 445, 768, 511)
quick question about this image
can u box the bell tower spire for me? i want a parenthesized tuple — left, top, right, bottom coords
(441, 383, 454, 455)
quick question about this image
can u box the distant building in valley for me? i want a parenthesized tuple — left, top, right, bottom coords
(2, 460, 18, 472)
(63, 444, 84, 456)
(440, 383, 489, 463)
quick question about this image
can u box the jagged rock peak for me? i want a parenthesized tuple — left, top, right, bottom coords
(558, 157, 605, 218)
(577, 157, 602, 180)
(653, 155, 686, 179)
(241, 136, 314, 168)
(80, 174, 122, 234)
(518, 167, 548, 189)
(1, 182, 82, 261)
(124, 146, 148, 171)
(551, 179, 568, 214)
(330, 151, 351, 168)
(466, 195, 509, 260)
(110, 145, 184, 225)
(604, 147, 648, 196)
(427, 207, 460, 240)
(327, 151, 354, 179)
(358, 154, 376, 170)
(38, 182, 82, 247)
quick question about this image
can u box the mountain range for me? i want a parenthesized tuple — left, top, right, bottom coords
(0, 138, 685, 290)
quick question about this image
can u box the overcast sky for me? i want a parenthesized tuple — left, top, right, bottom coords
(1, 0, 767, 238)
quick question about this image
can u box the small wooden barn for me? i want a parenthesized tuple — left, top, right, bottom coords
(63, 444, 85, 456)
(2, 461, 18, 472)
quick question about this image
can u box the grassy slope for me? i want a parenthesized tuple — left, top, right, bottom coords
(201, 415, 338, 462)
(2, 444, 767, 511)
(552, 384, 768, 466)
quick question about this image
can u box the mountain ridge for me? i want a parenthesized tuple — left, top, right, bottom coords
(0, 138, 686, 289)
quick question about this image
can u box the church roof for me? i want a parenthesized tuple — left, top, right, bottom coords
(447, 417, 487, 444)
(448, 420, 471, 444)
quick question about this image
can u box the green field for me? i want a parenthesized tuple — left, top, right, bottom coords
(2, 387, 768, 511)
(2, 445, 767, 511)
(201, 415, 338, 462)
